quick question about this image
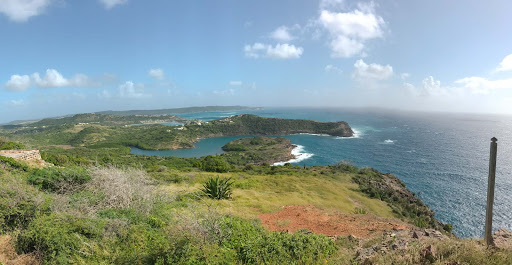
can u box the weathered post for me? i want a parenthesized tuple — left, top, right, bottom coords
(485, 137, 498, 247)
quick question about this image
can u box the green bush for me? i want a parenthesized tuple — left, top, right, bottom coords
(28, 167, 91, 193)
(0, 175, 50, 232)
(197, 155, 231, 173)
(0, 139, 27, 150)
(16, 213, 105, 264)
(218, 216, 337, 264)
(201, 176, 234, 200)
(0, 155, 29, 171)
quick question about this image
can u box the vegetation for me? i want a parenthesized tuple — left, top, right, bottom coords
(1, 114, 353, 151)
(201, 176, 234, 200)
(0, 138, 27, 150)
(1, 114, 510, 264)
(222, 136, 294, 165)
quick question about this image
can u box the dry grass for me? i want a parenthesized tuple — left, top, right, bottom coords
(52, 166, 161, 217)
(0, 235, 40, 265)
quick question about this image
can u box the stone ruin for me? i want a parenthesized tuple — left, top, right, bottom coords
(0, 150, 43, 162)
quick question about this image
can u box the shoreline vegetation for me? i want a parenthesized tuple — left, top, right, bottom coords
(1, 109, 511, 264)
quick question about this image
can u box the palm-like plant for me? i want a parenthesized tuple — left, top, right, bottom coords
(201, 176, 234, 200)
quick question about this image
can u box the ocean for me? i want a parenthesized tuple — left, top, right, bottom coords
(130, 107, 512, 238)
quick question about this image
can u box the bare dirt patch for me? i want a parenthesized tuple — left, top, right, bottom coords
(49, 145, 75, 149)
(0, 235, 39, 265)
(259, 205, 411, 239)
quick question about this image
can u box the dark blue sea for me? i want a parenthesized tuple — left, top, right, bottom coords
(131, 107, 512, 238)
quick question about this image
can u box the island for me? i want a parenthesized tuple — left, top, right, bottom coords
(221, 136, 295, 165)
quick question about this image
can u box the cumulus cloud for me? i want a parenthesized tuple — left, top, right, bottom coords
(244, 43, 303, 59)
(325, 64, 342, 74)
(404, 76, 450, 97)
(5, 75, 31, 91)
(4, 69, 95, 91)
(118, 81, 150, 98)
(148, 68, 166, 80)
(229, 81, 243, 86)
(0, 0, 52, 22)
(270, 26, 295, 42)
(352, 59, 393, 80)
(318, 2, 385, 57)
(99, 0, 127, 9)
(496, 54, 512, 72)
(455, 76, 512, 95)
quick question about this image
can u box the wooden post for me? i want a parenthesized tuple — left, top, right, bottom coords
(485, 137, 498, 247)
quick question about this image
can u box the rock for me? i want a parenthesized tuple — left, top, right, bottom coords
(420, 245, 436, 263)
(356, 247, 377, 262)
(391, 238, 409, 250)
(412, 231, 422, 239)
(493, 228, 512, 249)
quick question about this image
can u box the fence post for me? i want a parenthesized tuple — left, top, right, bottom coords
(485, 137, 498, 247)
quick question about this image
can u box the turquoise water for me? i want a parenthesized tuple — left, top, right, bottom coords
(131, 107, 512, 238)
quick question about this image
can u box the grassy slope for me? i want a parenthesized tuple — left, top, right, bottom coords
(158, 170, 395, 219)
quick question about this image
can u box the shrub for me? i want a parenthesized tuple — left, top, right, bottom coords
(16, 213, 105, 264)
(197, 155, 231, 173)
(86, 167, 156, 213)
(0, 139, 27, 150)
(201, 176, 234, 200)
(0, 174, 49, 232)
(28, 167, 91, 193)
(218, 216, 337, 264)
(0, 155, 29, 171)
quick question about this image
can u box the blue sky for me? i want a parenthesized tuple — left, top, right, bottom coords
(1, 0, 512, 123)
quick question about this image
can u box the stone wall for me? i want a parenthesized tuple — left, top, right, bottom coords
(0, 150, 42, 161)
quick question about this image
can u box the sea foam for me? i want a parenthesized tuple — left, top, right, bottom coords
(273, 145, 314, 166)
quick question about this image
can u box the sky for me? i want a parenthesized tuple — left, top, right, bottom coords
(1, 0, 512, 123)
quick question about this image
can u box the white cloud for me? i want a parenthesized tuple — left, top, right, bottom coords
(244, 43, 267, 58)
(32, 69, 70, 88)
(5, 75, 31, 91)
(148, 68, 166, 80)
(404, 76, 449, 97)
(244, 43, 303, 59)
(99, 0, 127, 9)
(213, 89, 235, 95)
(325, 64, 342, 74)
(270, 26, 294, 42)
(267, 43, 303, 59)
(352, 59, 393, 80)
(118, 81, 150, 98)
(318, 3, 385, 57)
(0, 0, 52, 22)
(401, 73, 410, 80)
(455, 76, 512, 95)
(32, 69, 93, 88)
(229, 81, 243, 86)
(496, 54, 512, 72)
(4, 69, 96, 91)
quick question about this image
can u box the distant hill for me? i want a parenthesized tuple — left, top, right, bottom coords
(95, 106, 262, 116)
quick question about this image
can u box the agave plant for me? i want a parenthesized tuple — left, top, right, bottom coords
(201, 176, 234, 200)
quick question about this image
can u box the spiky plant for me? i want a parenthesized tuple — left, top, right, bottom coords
(201, 176, 234, 200)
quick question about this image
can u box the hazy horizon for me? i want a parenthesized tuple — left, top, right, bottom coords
(2, 0, 512, 123)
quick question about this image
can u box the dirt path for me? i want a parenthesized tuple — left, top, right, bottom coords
(259, 205, 411, 238)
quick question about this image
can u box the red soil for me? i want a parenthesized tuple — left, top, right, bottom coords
(259, 205, 410, 239)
